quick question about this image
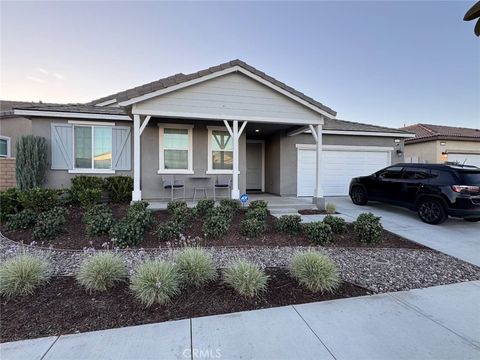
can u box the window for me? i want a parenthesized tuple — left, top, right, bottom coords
(74, 126, 112, 170)
(378, 166, 403, 179)
(402, 167, 431, 180)
(207, 127, 233, 174)
(158, 124, 193, 174)
(0, 136, 10, 157)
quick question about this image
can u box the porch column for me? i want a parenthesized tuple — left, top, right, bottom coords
(232, 120, 240, 199)
(309, 124, 325, 210)
(132, 114, 142, 201)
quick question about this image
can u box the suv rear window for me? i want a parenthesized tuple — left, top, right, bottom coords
(458, 171, 480, 185)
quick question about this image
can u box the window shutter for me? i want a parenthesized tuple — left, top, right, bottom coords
(51, 123, 73, 170)
(112, 126, 131, 170)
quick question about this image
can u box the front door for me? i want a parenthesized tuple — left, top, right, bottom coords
(246, 142, 263, 191)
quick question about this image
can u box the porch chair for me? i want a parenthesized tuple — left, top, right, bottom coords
(213, 175, 231, 201)
(162, 176, 186, 201)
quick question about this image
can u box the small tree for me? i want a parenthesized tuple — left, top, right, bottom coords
(16, 135, 48, 190)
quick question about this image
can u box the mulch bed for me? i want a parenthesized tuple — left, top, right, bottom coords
(0, 204, 427, 250)
(0, 268, 370, 343)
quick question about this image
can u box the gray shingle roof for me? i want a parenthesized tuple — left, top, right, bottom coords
(325, 118, 412, 134)
(88, 59, 337, 116)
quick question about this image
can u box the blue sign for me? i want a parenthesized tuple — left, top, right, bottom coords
(240, 193, 249, 204)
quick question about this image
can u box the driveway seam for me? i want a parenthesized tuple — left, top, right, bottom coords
(189, 318, 193, 360)
(387, 293, 480, 350)
(39, 335, 60, 360)
(291, 305, 337, 360)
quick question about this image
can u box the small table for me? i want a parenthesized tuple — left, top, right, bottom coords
(190, 176, 210, 201)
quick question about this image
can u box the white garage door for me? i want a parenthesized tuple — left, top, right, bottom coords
(297, 148, 391, 196)
(447, 153, 480, 168)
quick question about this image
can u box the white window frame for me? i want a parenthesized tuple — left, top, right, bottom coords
(0, 136, 11, 158)
(68, 121, 115, 174)
(206, 126, 234, 175)
(157, 123, 194, 174)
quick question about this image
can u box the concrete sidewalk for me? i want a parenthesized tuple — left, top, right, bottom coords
(2, 281, 479, 360)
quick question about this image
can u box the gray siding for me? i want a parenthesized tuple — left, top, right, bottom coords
(265, 133, 281, 195)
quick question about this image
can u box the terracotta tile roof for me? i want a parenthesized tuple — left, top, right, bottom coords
(87, 59, 337, 116)
(401, 123, 480, 143)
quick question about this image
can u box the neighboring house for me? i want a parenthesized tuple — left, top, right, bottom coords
(0, 60, 413, 204)
(401, 123, 480, 167)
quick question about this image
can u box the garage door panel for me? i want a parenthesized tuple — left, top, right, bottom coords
(447, 153, 480, 168)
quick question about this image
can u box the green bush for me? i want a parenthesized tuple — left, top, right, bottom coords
(130, 260, 181, 307)
(0, 188, 22, 221)
(127, 201, 153, 230)
(175, 248, 217, 287)
(354, 212, 383, 244)
(325, 202, 336, 214)
(219, 199, 241, 214)
(0, 254, 51, 297)
(304, 221, 333, 245)
(171, 206, 196, 229)
(84, 204, 114, 236)
(245, 207, 268, 222)
(167, 200, 188, 215)
(109, 201, 152, 248)
(77, 188, 102, 208)
(70, 176, 105, 203)
(223, 260, 269, 298)
(32, 207, 68, 240)
(275, 215, 302, 234)
(203, 213, 231, 239)
(240, 218, 266, 238)
(289, 251, 340, 293)
(15, 135, 47, 190)
(156, 220, 182, 241)
(195, 199, 215, 217)
(76, 252, 127, 292)
(104, 176, 133, 203)
(248, 200, 268, 210)
(323, 215, 346, 234)
(5, 210, 37, 231)
(209, 205, 234, 220)
(17, 187, 59, 212)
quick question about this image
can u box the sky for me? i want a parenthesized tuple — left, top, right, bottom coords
(1, 1, 479, 129)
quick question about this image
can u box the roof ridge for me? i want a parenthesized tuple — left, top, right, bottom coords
(417, 123, 437, 135)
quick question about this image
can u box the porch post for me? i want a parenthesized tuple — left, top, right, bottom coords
(231, 120, 240, 199)
(132, 114, 142, 201)
(313, 124, 325, 210)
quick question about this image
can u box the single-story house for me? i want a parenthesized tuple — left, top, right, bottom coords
(400, 123, 480, 167)
(1, 60, 414, 206)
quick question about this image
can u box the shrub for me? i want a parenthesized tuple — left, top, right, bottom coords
(167, 200, 188, 215)
(70, 176, 105, 203)
(32, 207, 68, 240)
(77, 188, 102, 208)
(0, 254, 51, 297)
(248, 200, 268, 210)
(156, 220, 182, 241)
(203, 213, 231, 239)
(195, 199, 215, 217)
(289, 251, 340, 293)
(84, 204, 114, 236)
(219, 199, 241, 214)
(175, 248, 217, 287)
(130, 260, 181, 307)
(15, 135, 47, 190)
(223, 260, 269, 298)
(209, 205, 234, 220)
(127, 201, 153, 230)
(0, 188, 22, 221)
(5, 210, 37, 231)
(323, 215, 346, 234)
(304, 221, 333, 245)
(109, 220, 144, 248)
(171, 206, 196, 229)
(354, 212, 383, 244)
(240, 218, 265, 238)
(104, 176, 133, 203)
(76, 252, 127, 292)
(245, 207, 268, 222)
(275, 215, 302, 234)
(17, 187, 59, 212)
(325, 202, 336, 214)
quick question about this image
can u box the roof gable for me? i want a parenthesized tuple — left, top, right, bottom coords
(401, 123, 480, 143)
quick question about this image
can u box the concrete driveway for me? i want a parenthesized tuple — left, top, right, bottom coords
(329, 197, 480, 267)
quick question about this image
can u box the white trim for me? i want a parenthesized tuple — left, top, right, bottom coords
(287, 126, 309, 137)
(68, 169, 115, 174)
(139, 115, 151, 135)
(206, 169, 234, 175)
(207, 125, 228, 131)
(132, 115, 141, 201)
(14, 109, 131, 121)
(0, 135, 11, 157)
(158, 124, 193, 173)
(68, 120, 115, 126)
(295, 144, 394, 152)
(322, 130, 415, 138)
(207, 127, 234, 174)
(121, 65, 335, 119)
(246, 140, 265, 192)
(95, 99, 118, 106)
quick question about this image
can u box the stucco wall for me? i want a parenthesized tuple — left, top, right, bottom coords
(403, 141, 436, 163)
(0, 116, 32, 157)
(404, 139, 480, 164)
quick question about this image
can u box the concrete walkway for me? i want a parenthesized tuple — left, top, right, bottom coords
(2, 281, 479, 360)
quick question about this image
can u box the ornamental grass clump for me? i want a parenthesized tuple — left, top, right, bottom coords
(76, 252, 127, 292)
(325, 202, 337, 214)
(130, 260, 181, 307)
(175, 248, 217, 287)
(354, 212, 383, 244)
(223, 260, 269, 298)
(0, 254, 51, 298)
(304, 221, 333, 245)
(289, 251, 340, 293)
(275, 214, 302, 234)
(322, 215, 347, 234)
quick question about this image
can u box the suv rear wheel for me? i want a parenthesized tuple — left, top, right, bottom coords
(417, 198, 447, 225)
(350, 186, 368, 205)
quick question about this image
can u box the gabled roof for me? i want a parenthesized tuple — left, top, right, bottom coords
(325, 118, 411, 135)
(88, 59, 337, 117)
(401, 123, 480, 143)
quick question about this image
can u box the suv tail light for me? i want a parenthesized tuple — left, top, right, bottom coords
(451, 185, 480, 194)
